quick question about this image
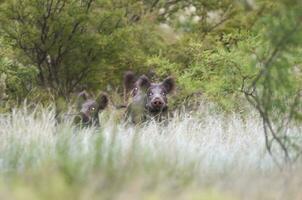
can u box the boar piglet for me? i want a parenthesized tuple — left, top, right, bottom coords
(76, 91, 108, 126)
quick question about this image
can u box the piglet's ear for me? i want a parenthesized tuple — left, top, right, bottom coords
(97, 92, 109, 110)
(78, 90, 89, 100)
(77, 90, 89, 110)
(124, 71, 136, 92)
(161, 77, 175, 94)
(137, 75, 151, 90)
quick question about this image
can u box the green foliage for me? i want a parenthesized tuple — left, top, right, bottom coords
(238, 0, 302, 162)
(148, 31, 259, 110)
(0, 57, 38, 102)
(93, 24, 165, 89)
(0, 0, 166, 96)
(0, 0, 262, 104)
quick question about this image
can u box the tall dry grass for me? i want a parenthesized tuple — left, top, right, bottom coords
(0, 103, 301, 200)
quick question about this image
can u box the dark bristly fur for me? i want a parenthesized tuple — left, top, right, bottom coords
(123, 71, 136, 104)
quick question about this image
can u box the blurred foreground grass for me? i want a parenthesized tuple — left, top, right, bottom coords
(0, 104, 301, 200)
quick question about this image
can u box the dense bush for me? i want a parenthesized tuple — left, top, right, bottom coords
(0, 0, 258, 101)
(0, 0, 166, 96)
(0, 57, 38, 102)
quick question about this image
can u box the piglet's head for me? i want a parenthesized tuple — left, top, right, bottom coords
(77, 91, 108, 126)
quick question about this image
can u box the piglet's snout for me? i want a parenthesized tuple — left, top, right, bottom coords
(80, 112, 90, 123)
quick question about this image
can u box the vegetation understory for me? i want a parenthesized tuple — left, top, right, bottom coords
(0, 104, 301, 200)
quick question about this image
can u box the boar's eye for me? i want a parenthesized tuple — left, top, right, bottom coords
(90, 107, 96, 111)
(148, 92, 153, 96)
(161, 92, 166, 96)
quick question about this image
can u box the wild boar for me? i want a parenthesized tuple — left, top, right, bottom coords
(123, 71, 175, 123)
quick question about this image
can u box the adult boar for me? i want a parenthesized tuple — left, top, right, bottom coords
(123, 71, 175, 123)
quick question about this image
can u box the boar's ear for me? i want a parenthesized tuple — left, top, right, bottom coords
(162, 77, 175, 94)
(124, 71, 136, 91)
(77, 91, 89, 109)
(137, 75, 151, 90)
(97, 92, 109, 110)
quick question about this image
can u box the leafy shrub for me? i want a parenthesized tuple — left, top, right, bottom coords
(0, 57, 38, 103)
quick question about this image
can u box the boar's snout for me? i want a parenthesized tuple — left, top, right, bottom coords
(151, 97, 165, 109)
